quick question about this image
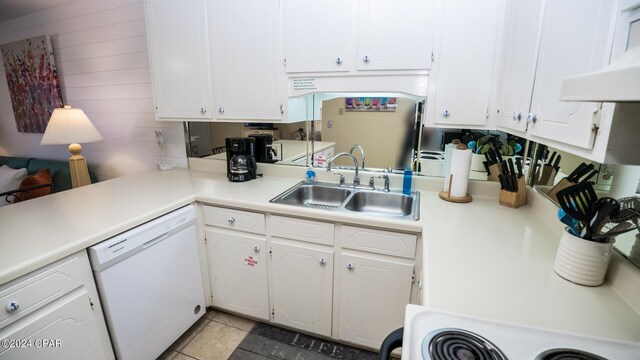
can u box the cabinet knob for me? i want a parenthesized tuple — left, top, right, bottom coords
(228, 217, 235, 225)
(527, 113, 537, 123)
(218, 107, 225, 114)
(346, 263, 354, 270)
(200, 107, 207, 115)
(6, 301, 19, 312)
(363, 55, 369, 63)
(253, 245, 260, 252)
(336, 57, 343, 65)
(442, 109, 450, 118)
(319, 258, 327, 265)
(512, 112, 521, 121)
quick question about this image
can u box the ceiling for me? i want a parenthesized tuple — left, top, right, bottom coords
(0, 0, 77, 23)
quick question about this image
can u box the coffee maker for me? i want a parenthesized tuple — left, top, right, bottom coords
(249, 134, 277, 163)
(225, 137, 257, 182)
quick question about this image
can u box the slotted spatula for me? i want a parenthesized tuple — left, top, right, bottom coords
(556, 182, 599, 239)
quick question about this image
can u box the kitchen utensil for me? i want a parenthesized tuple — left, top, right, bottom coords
(498, 174, 507, 190)
(556, 182, 598, 239)
(508, 158, 516, 176)
(483, 161, 491, 175)
(548, 151, 557, 166)
(552, 154, 561, 171)
(588, 197, 620, 241)
(580, 169, 599, 184)
(573, 163, 595, 183)
(515, 157, 523, 177)
(495, 149, 504, 163)
(558, 208, 580, 236)
(567, 163, 587, 182)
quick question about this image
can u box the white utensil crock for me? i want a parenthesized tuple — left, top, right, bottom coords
(554, 228, 615, 286)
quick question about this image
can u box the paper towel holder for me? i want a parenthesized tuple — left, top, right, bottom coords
(439, 173, 473, 203)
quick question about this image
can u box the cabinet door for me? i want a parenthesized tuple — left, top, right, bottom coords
(0, 290, 113, 360)
(144, 0, 213, 120)
(285, 0, 352, 73)
(428, 0, 503, 127)
(206, 229, 269, 320)
(356, 0, 433, 70)
(496, 0, 542, 133)
(209, 0, 283, 120)
(337, 253, 413, 348)
(271, 241, 333, 337)
(527, 0, 616, 149)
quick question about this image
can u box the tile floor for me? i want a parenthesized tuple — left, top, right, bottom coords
(157, 309, 257, 360)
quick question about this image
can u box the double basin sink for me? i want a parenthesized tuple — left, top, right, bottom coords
(270, 181, 420, 221)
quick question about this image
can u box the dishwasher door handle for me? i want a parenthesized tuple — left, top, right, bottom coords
(143, 233, 169, 249)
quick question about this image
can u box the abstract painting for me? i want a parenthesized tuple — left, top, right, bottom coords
(1, 35, 63, 133)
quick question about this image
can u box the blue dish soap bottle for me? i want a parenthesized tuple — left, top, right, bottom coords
(306, 167, 316, 184)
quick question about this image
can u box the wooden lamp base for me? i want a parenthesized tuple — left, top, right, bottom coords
(68, 143, 92, 188)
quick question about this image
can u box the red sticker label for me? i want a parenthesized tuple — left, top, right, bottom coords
(244, 256, 258, 267)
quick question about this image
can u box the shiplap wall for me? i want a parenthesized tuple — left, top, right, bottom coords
(0, 0, 187, 180)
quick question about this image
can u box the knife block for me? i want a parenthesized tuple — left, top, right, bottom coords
(546, 177, 575, 203)
(487, 163, 502, 182)
(499, 175, 527, 208)
(536, 165, 557, 185)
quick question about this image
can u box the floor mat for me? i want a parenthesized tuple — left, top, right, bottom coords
(229, 322, 379, 360)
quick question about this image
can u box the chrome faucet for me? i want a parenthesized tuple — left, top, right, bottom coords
(326, 152, 360, 187)
(349, 144, 366, 170)
(369, 174, 390, 192)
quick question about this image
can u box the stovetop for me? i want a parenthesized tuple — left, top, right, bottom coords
(402, 305, 640, 360)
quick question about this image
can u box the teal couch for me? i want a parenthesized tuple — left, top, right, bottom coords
(0, 156, 98, 193)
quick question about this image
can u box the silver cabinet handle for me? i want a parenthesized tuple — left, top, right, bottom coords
(347, 263, 354, 270)
(363, 55, 369, 63)
(527, 113, 537, 123)
(336, 57, 343, 64)
(512, 112, 521, 121)
(319, 258, 327, 265)
(253, 245, 260, 252)
(228, 217, 235, 225)
(218, 107, 225, 114)
(442, 110, 450, 118)
(200, 107, 207, 114)
(6, 300, 19, 312)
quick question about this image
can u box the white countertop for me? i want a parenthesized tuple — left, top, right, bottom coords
(1, 166, 638, 344)
(0, 168, 195, 285)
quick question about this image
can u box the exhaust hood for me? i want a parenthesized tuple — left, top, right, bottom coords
(560, 46, 640, 102)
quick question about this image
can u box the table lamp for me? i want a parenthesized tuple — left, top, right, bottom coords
(41, 105, 103, 188)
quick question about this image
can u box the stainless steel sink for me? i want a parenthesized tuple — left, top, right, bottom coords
(270, 181, 420, 221)
(344, 190, 418, 219)
(270, 183, 353, 209)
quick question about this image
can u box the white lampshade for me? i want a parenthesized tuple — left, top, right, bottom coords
(41, 105, 103, 145)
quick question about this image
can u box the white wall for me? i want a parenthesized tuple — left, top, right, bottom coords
(0, 0, 187, 180)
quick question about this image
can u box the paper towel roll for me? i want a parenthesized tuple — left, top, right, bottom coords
(448, 147, 472, 198)
(442, 143, 458, 191)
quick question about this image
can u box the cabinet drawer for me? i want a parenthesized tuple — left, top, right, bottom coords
(270, 215, 334, 246)
(340, 226, 417, 259)
(0, 256, 85, 328)
(203, 205, 266, 235)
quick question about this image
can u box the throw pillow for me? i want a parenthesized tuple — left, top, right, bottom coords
(13, 168, 53, 203)
(0, 165, 28, 206)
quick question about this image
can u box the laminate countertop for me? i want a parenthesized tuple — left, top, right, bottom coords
(1, 166, 638, 345)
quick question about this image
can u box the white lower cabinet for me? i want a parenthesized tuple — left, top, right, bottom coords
(206, 228, 270, 320)
(337, 252, 413, 349)
(270, 240, 334, 337)
(0, 251, 113, 360)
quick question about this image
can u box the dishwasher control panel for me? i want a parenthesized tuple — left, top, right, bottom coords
(88, 204, 196, 269)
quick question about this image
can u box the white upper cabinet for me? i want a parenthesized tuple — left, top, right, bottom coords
(427, 0, 504, 128)
(144, 0, 213, 120)
(209, 0, 283, 120)
(285, 0, 353, 73)
(496, 0, 542, 133)
(355, 0, 433, 71)
(527, 0, 616, 149)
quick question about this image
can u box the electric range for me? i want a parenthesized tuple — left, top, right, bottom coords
(402, 305, 640, 360)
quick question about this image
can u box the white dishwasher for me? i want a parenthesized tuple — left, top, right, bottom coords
(88, 204, 205, 360)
